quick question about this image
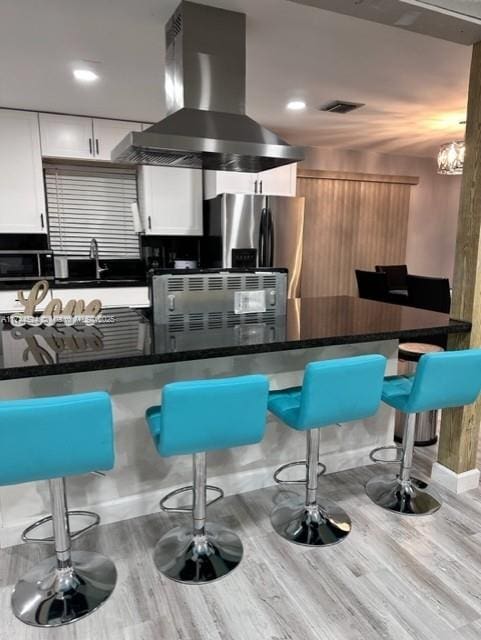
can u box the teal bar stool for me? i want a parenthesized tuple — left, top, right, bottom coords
(269, 354, 387, 546)
(146, 374, 269, 584)
(0, 391, 116, 627)
(367, 348, 481, 515)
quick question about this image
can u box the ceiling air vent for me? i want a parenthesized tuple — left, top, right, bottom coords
(319, 100, 365, 114)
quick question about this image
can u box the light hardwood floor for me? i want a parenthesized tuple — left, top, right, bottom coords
(1, 445, 481, 640)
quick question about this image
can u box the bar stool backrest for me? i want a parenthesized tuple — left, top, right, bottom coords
(0, 391, 114, 486)
(158, 374, 269, 456)
(407, 349, 481, 413)
(297, 354, 387, 429)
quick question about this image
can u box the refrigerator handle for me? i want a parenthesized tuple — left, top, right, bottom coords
(258, 207, 268, 267)
(266, 208, 274, 267)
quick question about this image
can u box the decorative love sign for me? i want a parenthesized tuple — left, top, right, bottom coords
(14, 280, 102, 324)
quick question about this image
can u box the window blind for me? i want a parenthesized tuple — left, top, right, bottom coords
(45, 165, 140, 258)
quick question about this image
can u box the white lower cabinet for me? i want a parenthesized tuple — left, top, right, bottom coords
(0, 287, 150, 313)
(49, 287, 150, 309)
(0, 288, 51, 314)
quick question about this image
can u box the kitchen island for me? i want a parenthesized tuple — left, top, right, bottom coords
(0, 295, 470, 546)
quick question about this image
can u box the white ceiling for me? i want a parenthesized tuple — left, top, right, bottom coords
(0, 0, 471, 158)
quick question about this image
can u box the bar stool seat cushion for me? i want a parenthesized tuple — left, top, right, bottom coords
(146, 374, 269, 457)
(381, 375, 414, 412)
(0, 391, 114, 486)
(268, 354, 387, 431)
(268, 387, 302, 428)
(382, 349, 481, 414)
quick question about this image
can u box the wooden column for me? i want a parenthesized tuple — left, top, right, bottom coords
(438, 41, 481, 474)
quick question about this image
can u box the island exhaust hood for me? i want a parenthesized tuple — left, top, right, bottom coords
(111, 1, 304, 172)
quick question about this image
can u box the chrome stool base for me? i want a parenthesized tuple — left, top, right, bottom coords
(153, 522, 243, 584)
(365, 473, 441, 516)
(271, 496, 351, 547)
(11, 550, 117, 628)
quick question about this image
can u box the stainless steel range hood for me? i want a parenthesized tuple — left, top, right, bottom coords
(112, 1, 304, 172)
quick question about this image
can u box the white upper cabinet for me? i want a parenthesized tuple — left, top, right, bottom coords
(258, 164, 297, 197)
(39, 113, 94, 159)
(92, 119, 141, 161)
(39, 114, 141, 161)
(138, 166, 203, 236)
(203, 164, 297, 199)
(203, 170, 256, 198)
(0, 110, 46, 233)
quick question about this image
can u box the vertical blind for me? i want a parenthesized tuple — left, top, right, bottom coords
(45, 165, 140, 258)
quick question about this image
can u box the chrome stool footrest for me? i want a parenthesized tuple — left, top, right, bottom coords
(369, 445, 403, 464)
(21, 510, 100, 544)
(160, 484, 224, 513)
(273, 460, 326, 485)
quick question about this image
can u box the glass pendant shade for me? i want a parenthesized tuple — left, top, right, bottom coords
(437, 141, 465, 175)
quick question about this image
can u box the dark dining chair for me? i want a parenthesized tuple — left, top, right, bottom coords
(355, 270, 390, 303)
(405, 274, 451, 351)
(406, 275, 451, 314)
(375, 264, 408, 293)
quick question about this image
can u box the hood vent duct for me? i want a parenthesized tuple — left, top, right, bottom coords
(112, 1, 304, 172)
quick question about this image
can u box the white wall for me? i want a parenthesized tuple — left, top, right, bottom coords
(301, 147, 461, 280)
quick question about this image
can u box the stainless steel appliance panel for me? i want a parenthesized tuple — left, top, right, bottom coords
(152, 271, 287, 324)
(0, 250, 54, 281)
(221, 194, 265, 268)
(268, 196, 305, 298)
(206, 194, 305, 298)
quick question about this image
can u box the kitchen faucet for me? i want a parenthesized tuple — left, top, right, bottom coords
(89, 238, 108, 280)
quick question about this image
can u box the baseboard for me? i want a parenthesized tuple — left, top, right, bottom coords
(431, 462, 480, 494)
(0, 443, 378, 549)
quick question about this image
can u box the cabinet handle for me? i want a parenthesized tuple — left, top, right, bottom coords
(254, 180, 258, 194)
(148, 216, 152, 230)
(260, 180, 263, 194)
(40, 214, 45, 229)
(89, 138, 93, 155)
(95, 139, 99, 155)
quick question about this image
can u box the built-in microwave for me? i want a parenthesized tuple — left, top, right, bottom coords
(0, 250, 54, 281)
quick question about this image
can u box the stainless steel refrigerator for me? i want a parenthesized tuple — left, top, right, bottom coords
(203, 194, 305, 298)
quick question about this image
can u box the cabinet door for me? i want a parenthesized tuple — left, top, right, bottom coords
(140, 166, 203, 236)
(50, 287, 149, 309)
(204, 170, 256, 199)
(257, 164, 297, 196)
(92, 119, 142, 161)
(0, 110, 45, 233)
(39, 113, 94, 159)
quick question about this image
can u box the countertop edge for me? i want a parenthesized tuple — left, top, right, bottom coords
(0, 320, 471, 382)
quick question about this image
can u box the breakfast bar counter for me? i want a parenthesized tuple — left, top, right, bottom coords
(0, 295, 470, 380)
(0, 295, 471, 547)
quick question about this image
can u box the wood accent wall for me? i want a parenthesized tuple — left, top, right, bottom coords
(296, 169, 419, 298)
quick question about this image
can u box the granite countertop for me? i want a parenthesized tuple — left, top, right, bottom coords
(0, 295, 471, 380)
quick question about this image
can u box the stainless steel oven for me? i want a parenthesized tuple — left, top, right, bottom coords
(0, 250, 54, 281)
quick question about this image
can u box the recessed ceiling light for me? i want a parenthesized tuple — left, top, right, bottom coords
(286, 100, 306, 111)
(73, 68, 99, 83)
